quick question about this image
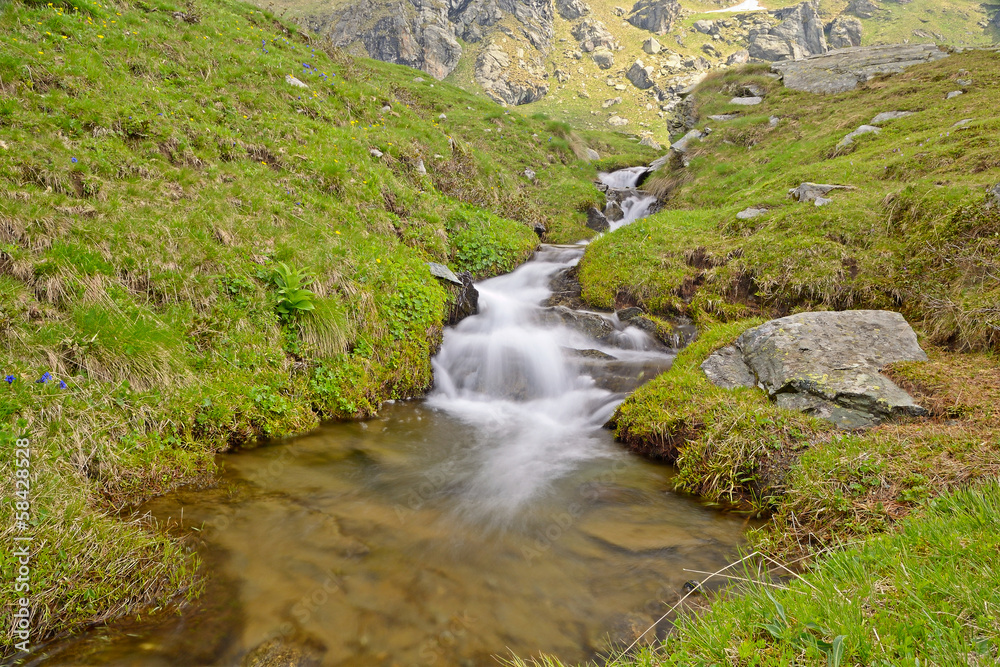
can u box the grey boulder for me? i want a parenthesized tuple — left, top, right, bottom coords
(789, 182, 853, 203)
(836, 124, 880, 149)
(701, 310, 929, 429)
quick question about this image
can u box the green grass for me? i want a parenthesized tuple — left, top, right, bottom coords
(0, 0, 649, 650)
(511, 481, 1000, 666)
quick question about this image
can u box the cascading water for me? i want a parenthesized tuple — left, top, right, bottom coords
(29, 168, 751, 667)
(598, 167, 658, 231)
(427, 245, 671, 525)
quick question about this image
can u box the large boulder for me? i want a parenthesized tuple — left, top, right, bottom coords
(592, 49, 615, 69)
(556, 0, 591, 20)
(626, 0, 681, 35)
(701, 311, 929, 429)
(626, 60, 655, 89)
(827, 15, 863, 49)
(572, 18, 617, 51)
(771, 43, 948, 94)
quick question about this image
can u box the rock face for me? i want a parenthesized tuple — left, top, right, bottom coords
(826, 15, 862, 49)
(701, 311, 929, 429)
(626, 0, 681, 35)
(748, 0, 827, 62)
(321, 0, 463, 80)
(586, 206, 610, 231)
(475, 42, 549, 105)
(772, 43, 948, 94)
(428, 263, 480, 325)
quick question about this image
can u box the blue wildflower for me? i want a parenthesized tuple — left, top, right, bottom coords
(71, 157, 78, 163)
(36, 372, 52, 384)
(59, 380, 67, 389)
(4, 375, 14, 384)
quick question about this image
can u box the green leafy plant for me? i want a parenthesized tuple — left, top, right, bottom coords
(271, 262, 316, 320)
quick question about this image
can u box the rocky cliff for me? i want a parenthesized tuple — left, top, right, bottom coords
(293, 0, 995, 127)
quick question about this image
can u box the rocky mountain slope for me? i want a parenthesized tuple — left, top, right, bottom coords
(270, 0, 999, 143)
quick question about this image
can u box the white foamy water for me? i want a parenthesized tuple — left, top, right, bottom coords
(597, 167, 659, 231)
(428, 244, 672, 524)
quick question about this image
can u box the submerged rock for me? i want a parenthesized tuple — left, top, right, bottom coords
(701, 310, 929, 429)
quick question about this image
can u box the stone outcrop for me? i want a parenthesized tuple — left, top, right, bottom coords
(748, 0, 827, 62)
(701, 311, 929, 429)
(592, 49, 614, 69)
(772, 43, 948, 94)
(847, 0, 879, 18)
(789, 182, 854, 202)
(428, 263, 480, 324)
(555, 0, 590, 20)
(320, 0, 462, 80)
(572, 18, 617, 51)
(626, 0, 681, 35)
(475, 42, 549, 105)
(826, 15, 862, 49)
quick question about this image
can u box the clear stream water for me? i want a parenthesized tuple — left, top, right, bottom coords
(29, 173, 749, 667)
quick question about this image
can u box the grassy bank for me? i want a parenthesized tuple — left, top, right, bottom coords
(542, 48, 1000, 665)
(0, 0, 656, 651)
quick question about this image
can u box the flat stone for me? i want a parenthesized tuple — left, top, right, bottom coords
(639, 136, 661, 150)
(702, 310, 929, 428)
(946, 90, 964, 99)
(952, 118, 974, 129)
(285, 74, 308, 88)
(708, 114, 740, 121)
(871, 110, 913, 124)
(814, 196, 833, 206)
(736, 207, 767, 220)
(837, 124, 881, 149)
(671, 129, 704, 152)
(789, 182, 852, 203)
(771, 44, 948, 95)
(729, 96, 762, 106)
(426, 262, 462, 285)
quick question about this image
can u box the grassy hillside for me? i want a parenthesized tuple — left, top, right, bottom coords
(0, 0, 656, 651)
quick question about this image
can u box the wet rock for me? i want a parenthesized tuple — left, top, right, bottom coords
(547, 306, 616, 342)
(565, 347, 616, 360)
(771, 44, 948, 94)
(836, 124, 880, 148)
(532, 222, 547, 238)
(736, 207, 767, 220)
(545, 265, 587, 309)
(241, 637, 324, 667)
(605, 200, 624, 221)
(789, 182, 853, 203)
(626, 0, 681, 34)
(556, 0, 591, 20)
(826, 15, 862, 49)
(642, 37, 661, 54)
(447, 271, 479, 325)
(586, 206, 610, 231)
(592, 49, 615, 69)
(701, 310, 929, 429)
(871, 110, 913, 124)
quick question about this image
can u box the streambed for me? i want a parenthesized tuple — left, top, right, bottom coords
(30, 175, 750, 667)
